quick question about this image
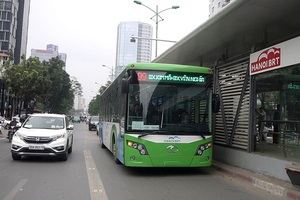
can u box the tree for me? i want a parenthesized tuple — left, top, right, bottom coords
(2, 56, 82, 116)
(2, 57, 51, 115)
(88, 82, 110, 115)
(43, 57, 74, 114)
(70, 76, 83, 96)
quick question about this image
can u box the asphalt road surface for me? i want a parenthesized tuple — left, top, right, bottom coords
(0, 123, 281, 200)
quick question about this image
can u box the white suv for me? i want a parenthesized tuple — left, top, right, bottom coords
(11, 113, 74, 161)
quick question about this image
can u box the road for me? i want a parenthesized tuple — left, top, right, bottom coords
(0, 123, 281, 200)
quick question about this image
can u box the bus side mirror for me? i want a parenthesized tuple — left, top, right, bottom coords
(121, 78, 129, 93)
(212, 93, 220, 113)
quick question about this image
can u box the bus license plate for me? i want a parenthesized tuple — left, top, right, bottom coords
(29, 146, 44, 150)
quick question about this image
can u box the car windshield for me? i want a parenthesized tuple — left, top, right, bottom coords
(23, 116, 65, 129)
(90, 116, 99, 122)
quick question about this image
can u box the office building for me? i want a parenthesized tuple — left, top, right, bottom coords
(31, 44, 67, 71)
(0, 0, 30, 64)
(115, 21, 153, 76)
(15, 0, 30, 64)
(74, 94, 85, 111)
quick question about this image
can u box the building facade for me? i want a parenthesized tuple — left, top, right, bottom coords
(0, 0, 30, 64)
(115, 21, 152, 77)
(31, 44, 67, 71)
(14, 0, 30, 64)
(74, 94, 85, 111)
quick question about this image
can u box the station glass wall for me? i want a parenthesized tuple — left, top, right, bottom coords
(254, 64, 300, 162)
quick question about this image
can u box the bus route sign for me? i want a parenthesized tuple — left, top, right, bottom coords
(136, 71, 205, 84)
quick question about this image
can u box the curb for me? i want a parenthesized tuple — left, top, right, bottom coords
(213, 161, 300, 200)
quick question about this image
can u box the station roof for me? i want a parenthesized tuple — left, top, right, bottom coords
(153, 0, 300, 68)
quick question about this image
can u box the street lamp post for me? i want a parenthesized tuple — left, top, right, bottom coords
(130, 35, 177, 43)
(133, 0, 179, 58)
(101, 65, 114, 81)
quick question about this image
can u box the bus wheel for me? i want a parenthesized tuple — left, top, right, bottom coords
(112, 141, 121, 164)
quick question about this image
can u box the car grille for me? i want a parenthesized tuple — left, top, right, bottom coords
(22, 148, 54, 153)
(24, 136, 53, 144)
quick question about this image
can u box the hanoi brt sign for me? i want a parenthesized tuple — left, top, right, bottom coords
(250, 36, 300, 75)
(250, 47, 281, 74)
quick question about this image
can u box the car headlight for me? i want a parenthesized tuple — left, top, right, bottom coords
(52, 134, 65, 141)
(15, 132, 25, 140)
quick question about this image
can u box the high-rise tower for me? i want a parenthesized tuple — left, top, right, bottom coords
(0, 0, 30, 64)
(115, 21, 153, 76)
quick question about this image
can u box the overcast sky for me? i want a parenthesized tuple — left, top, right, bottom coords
(26, 0, 210, 106)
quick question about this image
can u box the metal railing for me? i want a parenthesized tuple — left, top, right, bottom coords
(256, 120, 300, 161)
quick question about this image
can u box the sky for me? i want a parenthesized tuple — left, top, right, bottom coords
(26, 0, 210, 106)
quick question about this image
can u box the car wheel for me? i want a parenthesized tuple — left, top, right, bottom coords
(60, 147, 68, 161)
(68, 145, 73, 154)
(12, 153, 21, 160)
(68, 137, 73, 153)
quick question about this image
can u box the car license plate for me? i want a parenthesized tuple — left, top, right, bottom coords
(29, 145, 44, 150)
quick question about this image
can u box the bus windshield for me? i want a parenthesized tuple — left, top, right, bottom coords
(126, 72, 212, 135)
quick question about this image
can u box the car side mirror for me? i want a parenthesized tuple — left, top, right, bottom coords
(121, 78, 129, 93)
(67, 124, 74, 130)
(16, 123, 22, 128)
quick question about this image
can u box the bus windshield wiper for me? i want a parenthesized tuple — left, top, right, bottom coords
(138, 131, 171, 138)
(138, 132, 150, 138)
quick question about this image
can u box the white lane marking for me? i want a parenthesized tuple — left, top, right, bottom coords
(84, 150, 109, 200)
(2, 179, 27, 200)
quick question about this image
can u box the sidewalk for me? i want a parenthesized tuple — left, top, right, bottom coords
(213, 160, 300, 199)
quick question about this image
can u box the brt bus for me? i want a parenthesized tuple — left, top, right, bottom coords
(98, 63, 219, 167)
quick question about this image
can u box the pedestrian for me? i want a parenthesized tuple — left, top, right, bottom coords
(255, 107, 266, 141)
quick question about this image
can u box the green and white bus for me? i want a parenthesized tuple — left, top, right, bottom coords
(98, 63, 219, 167)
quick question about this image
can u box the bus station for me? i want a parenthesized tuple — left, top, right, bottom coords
(154, 0, 300, 182)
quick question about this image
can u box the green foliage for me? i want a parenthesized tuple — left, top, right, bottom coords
(88, 84, 109, 115)
(2, 56, 78, 114)
(42, 57, 74, 113)
(3, 57, 49, 98)
(70, 76, 83, 96)
(88, 95, 100, 115)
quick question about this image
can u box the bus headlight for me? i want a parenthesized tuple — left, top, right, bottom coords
(140, 149, 147, 155)
(127, 140, 148, 155)
(195, 142, 212, 156)
(137, 144, 143, 150)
